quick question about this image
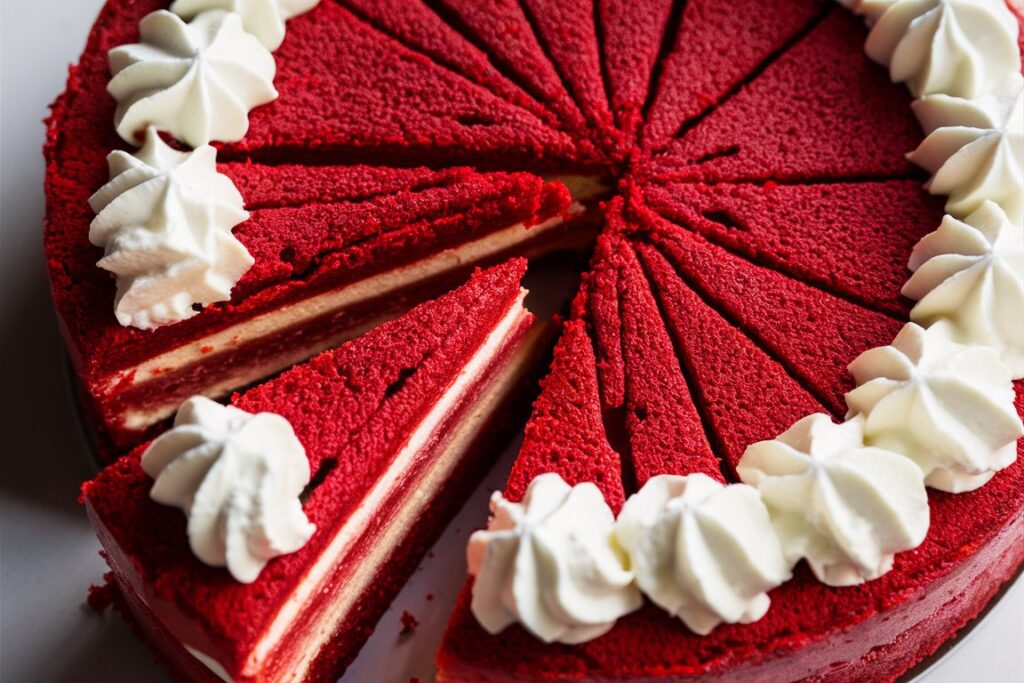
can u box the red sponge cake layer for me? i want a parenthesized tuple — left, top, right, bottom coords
(83, 261, 552, 682)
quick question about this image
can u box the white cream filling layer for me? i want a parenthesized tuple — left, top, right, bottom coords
(252, 292, 530, 678)
(107, 213, 573, 431)
(180, 291, 537, 681)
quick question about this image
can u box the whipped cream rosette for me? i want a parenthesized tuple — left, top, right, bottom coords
(109, 9, 277, 147)
(847, 322, 1023, 492)
(907, 85, 1023, 223)
(141, 396, 316, 583)
(88, 127, 253, 329)
(467, 473, 642, 644)
(738, 414, 929, 587)
(613, 474, 790, 635)
(170, 0, 320, 51)
(902, 202, 1024, 377)
(864, 0, 1021, 98)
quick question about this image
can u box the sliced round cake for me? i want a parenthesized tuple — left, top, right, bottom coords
(51, 0, 1024, 681)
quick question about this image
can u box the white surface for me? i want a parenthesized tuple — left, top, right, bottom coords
(0, 1, 1022, 681)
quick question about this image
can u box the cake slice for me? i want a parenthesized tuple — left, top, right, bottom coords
(49, 156, 579, 452)
(639, 0, 826, 149)
(230, 0, 592, 169)
(643, 7, 922, 182)
(437, 211, 1024, 682)
(641, 178, 944, 315)
(597, 0, 674, 139)
(82, 259, 553, 682)
(336, 0, 567, 134)
(46, 0, 614, 454)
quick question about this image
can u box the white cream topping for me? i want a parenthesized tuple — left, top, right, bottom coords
(170, 0, 320, 51)
(613, 474, 790, 635)
(902, 202, 1024, 377)
(141, 396, 315, 583)
(844, 0, 899, 26)
(847, 322, 1023, 492)
(109, 10, 277, 147)
(737, 414, 929, 587)
(906, 81, 1024, 224)
(912, 78, 1024, 134)
(467, 473, 642, 644)
(88, 127, 253, 330)
(864, 0, 1022, 98)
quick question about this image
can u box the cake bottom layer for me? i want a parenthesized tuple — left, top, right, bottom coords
(86, 212, 596, 454)
(88, 309, 555, 682)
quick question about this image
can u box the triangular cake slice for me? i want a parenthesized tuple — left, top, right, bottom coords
(336, 0, 566, 133)
(641, 178, 944, 315)
(640, 208, 903, 414)
(231, 1, 590, 168)
(437, 217, 1024, 683)
(597, 0, 674, 139)
(82, 260, 552, 683)
(49, 157, 579, 453)
(54, 0, 586, 173)
(640, 0, 826, 149)
(643, 7, 922, 182)
(518, 0, 620, 154)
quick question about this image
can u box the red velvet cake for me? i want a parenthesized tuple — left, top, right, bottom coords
(83, 260, 550, 682)
(437, 199, 1024, 682)
(44, 0, 606, 453)
(52, 0, 1024, 680)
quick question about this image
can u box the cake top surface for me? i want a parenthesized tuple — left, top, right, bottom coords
(52, 0, 1024, 678)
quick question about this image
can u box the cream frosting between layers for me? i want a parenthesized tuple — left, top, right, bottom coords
(245, 292, 534, 679)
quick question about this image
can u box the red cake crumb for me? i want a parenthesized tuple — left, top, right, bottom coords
(86, 573, 116, 614)
(437, 205, 1024, 683)
(644, 8, 923, 182)
(400, 611, 420, 635)
(642, 0, 826, 149)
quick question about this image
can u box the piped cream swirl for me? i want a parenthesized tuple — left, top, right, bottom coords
(88, 127, 253, 329)
(467, 473, 641, 644)
(141, 396, 316, 583)
(864, 0, 1021, 98)
(738, 414, 929, 587)
(847, 322, 1023, 492)
(170, 0, 320, 51)
(907, 86, 1023, 224)
(902, 202, 1024, 377)
(613, 474, 790, 635)
(109, 10, 277, 147)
